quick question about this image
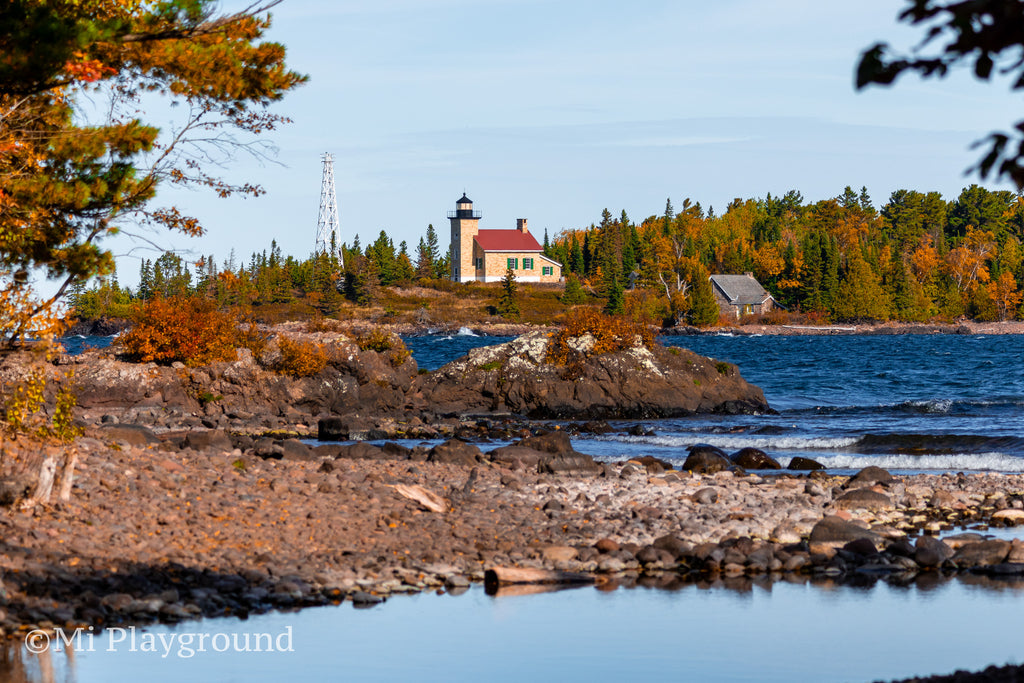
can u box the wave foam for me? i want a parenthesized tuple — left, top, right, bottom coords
(796, 453, 1024, 472)
(598, 434, 861, 451)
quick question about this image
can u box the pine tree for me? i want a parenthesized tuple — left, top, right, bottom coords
(561, 274, 586, 304)
(604, 275, 624, 315)
(424, 223, 441, 276)
(569, 234, 584, 275)
(687, 264, 719, 326)
(497, 267, 520, 320)
(414, 237, 433, 279)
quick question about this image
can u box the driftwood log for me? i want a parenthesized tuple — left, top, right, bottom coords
(484, 566, 596, 591)
(392, 484, 448, 513)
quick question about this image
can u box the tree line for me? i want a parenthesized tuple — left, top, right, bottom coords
(544, 184, 1024, 323)
(72, 183, 1024, 325)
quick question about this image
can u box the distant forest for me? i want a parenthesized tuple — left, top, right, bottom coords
(72, 184, 1024, 325)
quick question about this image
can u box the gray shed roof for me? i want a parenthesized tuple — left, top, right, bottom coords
(709, 274, 772, 305)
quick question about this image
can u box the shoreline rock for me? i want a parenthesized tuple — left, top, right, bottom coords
(413, 330, 770, 419)
(2, 432, 1024, 640)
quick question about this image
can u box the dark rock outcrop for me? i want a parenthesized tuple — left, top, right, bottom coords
(25, 329, 419, 424)
(808, 516, 882, 555)
(412, 331, 769, 419)
(489, 430, 602, 476)
(731, 447, 781, 470)
(682, 445, 732, 474)
(427, 439, 484, 466)
(787, 456, 825, 471)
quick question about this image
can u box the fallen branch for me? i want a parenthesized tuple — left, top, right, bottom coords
(484, 566, 596, 588)
(392, 484, 448, 513)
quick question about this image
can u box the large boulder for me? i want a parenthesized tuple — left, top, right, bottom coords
(682, 445, 732, 474)
(489, 430, 602, 476)
(731, 447, 781, 470)
(412, 331, 769, 419)
(808, 516, 884, 556)
(34, 327, 419, 422)
(427, 439, 484, 466)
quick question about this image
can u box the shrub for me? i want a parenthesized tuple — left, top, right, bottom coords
(546, 307, 655, 366)
(356, 328, 396, 352)
(356, 329, 410, 367)
(274, 336, 328, 377)
(237, 321, 269, 358)
(2, 368, 82, 442)
(118, 297, 239, 367)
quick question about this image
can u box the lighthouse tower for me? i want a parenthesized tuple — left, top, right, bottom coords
(448, 193, 481, 282)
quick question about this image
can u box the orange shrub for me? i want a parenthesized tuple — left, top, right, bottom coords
(546, 307, 655, 366)
(356, 329, 411, 367)
(118, 297, 239, 367)
(274, 336, 327, 377)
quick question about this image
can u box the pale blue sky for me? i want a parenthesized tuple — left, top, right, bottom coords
(108, 0, 1020, 285)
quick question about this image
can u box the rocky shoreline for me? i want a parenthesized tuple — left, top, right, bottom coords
(3, 422, 1024, 640)
(5, 324, 1024, 682)
(66, 316, 1024, 342)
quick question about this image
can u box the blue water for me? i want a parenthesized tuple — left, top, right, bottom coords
(11, 579, 1024, 683)
(408, 332, 1024, 473)
(66, 331, 1024, 472)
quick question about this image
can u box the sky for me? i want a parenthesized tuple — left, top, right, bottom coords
(99, 0, 1021, 287)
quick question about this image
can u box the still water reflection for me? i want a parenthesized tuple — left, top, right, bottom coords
(5, 572, 1024, 683)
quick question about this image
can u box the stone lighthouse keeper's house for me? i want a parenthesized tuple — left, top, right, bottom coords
(448, 193, 562, 283)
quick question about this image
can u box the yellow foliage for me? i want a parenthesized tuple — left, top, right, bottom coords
(117, 296, 240, 367)
(356, 329, 411, 367)
(546, 307, 655, 367)
(2, 368, 82, 442)
(274, 336, 327, 377)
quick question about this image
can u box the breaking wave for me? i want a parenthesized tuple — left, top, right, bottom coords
(595, 433, 862, 451)
(596, 431, 1024, 457)
(787, 453, 1024, 472)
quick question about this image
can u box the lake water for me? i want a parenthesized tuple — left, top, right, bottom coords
(8, 576, 1024, 683)
(402, 331, 1024, 474)
(45, 330, 1024, 681)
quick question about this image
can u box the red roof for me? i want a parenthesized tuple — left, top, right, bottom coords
(474, 229, 543, 252)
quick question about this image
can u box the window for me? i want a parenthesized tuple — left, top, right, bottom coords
(506, 257, 518, 270)
(474, 257, 483, 269)
(542, 266, 552, 276)
(523, 258, 534, 270)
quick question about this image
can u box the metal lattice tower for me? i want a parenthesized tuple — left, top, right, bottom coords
(316, 153, 341, 264)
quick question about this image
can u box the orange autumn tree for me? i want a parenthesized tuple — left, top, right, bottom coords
(0, 0, 306, 348)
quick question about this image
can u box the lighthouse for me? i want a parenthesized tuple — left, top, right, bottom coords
(448, 193, 481, 282)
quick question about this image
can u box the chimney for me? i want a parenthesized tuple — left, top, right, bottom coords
(516, 218, 528, 233)
(744, 272, 754, 278)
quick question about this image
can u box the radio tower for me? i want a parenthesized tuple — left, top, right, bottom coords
(316, 153, 341, 265)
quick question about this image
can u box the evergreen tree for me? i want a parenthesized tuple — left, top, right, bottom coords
(832, 252, 890, 321)
(367, 230, 397, 285)
(414, 237, 433, 279)
(396, 240, 415, 281)
(569, 234, 584, 274)
(687, 264, 719, 326)
(561, 274, 586, 304)
(424, 223, 442, 276)
(497, 267, 520, 320)
(604, 275, 624, 315)
(138, 259, 154, 300)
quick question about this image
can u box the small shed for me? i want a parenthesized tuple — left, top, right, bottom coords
(709, 273, 777, 319)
